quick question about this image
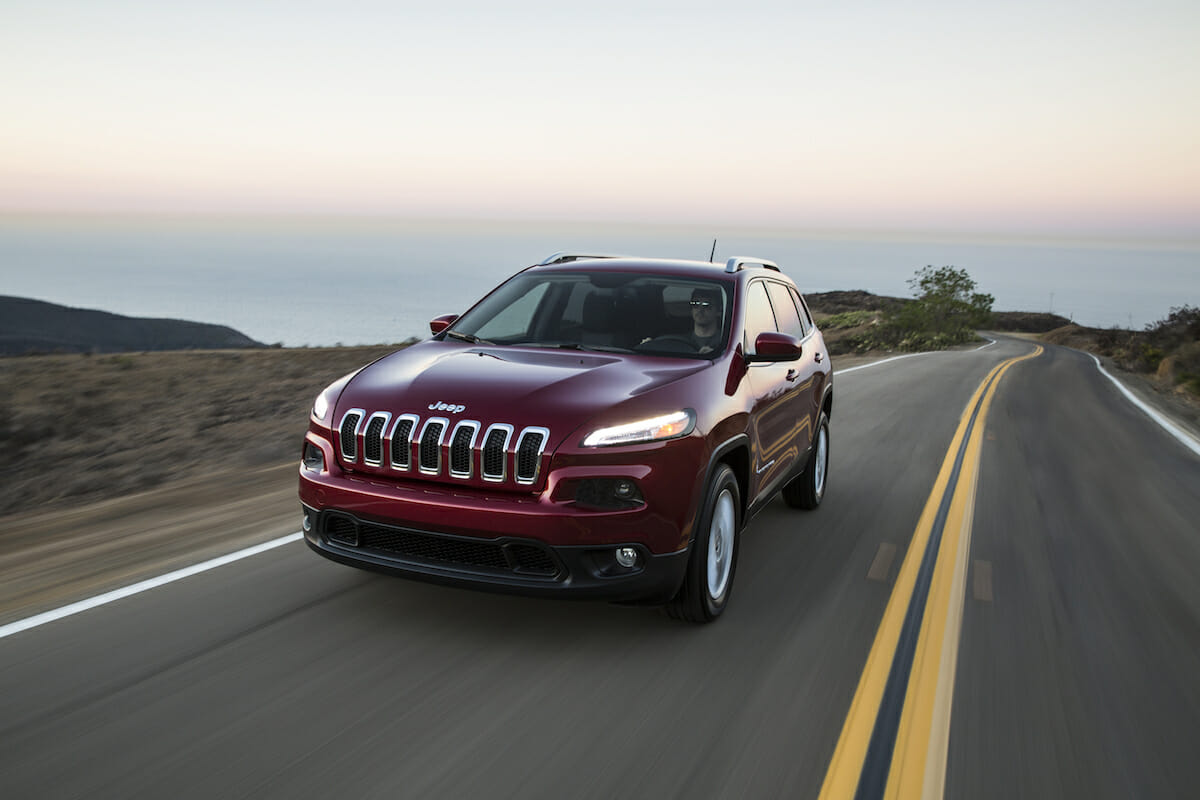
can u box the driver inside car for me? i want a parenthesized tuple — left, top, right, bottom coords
(689, 287, 723, 354)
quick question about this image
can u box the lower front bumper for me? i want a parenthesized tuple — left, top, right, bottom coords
(302, 506, 690, 604)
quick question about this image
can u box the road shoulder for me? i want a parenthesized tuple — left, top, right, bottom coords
(0, 462, 301, 626)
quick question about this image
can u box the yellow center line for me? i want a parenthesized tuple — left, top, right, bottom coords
(819, 345, 1043, 800)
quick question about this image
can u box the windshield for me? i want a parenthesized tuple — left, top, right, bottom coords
(446, 270, 733, 358)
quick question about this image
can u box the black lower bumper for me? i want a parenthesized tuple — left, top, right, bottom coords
(302, 506, 690, 604)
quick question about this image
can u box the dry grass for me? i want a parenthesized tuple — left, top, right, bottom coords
(0, 345, 399, 515)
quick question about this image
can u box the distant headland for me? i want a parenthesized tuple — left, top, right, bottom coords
(0, 296, 265, 356)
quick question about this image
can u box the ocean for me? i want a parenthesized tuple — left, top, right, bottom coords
(1, 216, 1196, 348)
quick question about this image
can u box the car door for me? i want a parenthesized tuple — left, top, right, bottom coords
(743, 280, 809, 495)
(765, 281, 825, 450)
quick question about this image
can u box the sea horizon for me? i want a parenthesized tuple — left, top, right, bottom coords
(2, 213, 1197, 348)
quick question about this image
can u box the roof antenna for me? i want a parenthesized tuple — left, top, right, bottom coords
(709, 238, 717, 263)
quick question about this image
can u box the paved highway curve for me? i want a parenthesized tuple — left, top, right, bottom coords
(2, 336, 1198, 798)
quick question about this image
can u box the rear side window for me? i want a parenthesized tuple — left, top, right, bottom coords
(765, 281, 806, 339)
(792, 289, 814, 332)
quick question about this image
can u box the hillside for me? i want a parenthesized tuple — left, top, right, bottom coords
(0, 296, 264, 355)
(804, 290, 1071, 355)
(1042, 308, 1200, 399)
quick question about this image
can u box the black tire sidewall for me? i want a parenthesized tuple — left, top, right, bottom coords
(783, 411, 829, 510)
(810, 414, 829, 504)
(695, 464, 740, 618)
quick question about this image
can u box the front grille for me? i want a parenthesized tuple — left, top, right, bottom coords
(322, 513, 560, 578)
(336, 409, 549, 487)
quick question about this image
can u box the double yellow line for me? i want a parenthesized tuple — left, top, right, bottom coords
(819, 345, 1043, 800)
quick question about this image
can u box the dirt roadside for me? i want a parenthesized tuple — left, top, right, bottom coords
(0, 463, 301, 627)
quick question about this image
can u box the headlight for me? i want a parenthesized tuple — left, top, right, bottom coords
(312, 371, 358, 422)
(582, 410, 695, 447)
(312, 389, 332, 422)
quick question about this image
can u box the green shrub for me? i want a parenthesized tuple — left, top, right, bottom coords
(882, 266, 993, 351)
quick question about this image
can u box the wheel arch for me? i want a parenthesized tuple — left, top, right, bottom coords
(704, 433, 751, 526)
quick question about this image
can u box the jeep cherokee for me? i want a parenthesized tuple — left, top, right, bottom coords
(299, 253, 832, 622)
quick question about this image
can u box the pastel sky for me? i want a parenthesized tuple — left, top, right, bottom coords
(3, 0, 1198, 238)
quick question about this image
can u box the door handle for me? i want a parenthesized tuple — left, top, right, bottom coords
(786, 369, 799, 382)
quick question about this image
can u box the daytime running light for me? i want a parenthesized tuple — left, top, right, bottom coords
(583, 410, 695, 447)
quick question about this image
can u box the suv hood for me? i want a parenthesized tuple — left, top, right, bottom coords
(335, 341, 706, 440)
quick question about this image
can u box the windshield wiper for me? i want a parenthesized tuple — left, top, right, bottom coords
(553, 342, 635, 354)
(446, 330, 495, 346)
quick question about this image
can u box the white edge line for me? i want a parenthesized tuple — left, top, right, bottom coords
(0, 532, 304, 641)
(1088, 353, 1200, 458)
(973, 336, 997, 351)
(838, 352, 929, 374)
(838, 336, 996, 376)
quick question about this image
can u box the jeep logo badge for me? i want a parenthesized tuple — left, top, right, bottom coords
(428, 401, 466, 414)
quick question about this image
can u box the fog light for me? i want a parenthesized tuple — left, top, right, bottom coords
(615, 547, 639, 568)
(574, 478, 644, 509)
(302, 512, 312, 532)
(302, 442, 325, 472)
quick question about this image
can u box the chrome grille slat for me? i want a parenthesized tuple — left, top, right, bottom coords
(389, 415, 418, 471)
(515, 427, 549, 484)
(338, 409, 365, 462)
(481, 424, 513, 482)
(362, 412, 390, 466)
(449, 421, 481, 478)
(419, 418, 448, 474)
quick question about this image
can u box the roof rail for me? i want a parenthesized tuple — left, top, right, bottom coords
(538, 252, 623, 266)
(725, 256, 781, 274)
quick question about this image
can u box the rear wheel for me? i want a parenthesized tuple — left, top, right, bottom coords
(783, 411, 829, 510)
(666, 464, 740, 623)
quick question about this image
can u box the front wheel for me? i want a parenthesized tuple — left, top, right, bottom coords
(783, 411, 829, 510)
(666, 464, 741, 623)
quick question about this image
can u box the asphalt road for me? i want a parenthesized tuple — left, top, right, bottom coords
(2, 337, 1198, 799)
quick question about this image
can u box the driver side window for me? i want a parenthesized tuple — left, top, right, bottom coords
(743, 281, 778, 356)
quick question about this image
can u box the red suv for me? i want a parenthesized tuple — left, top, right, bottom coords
(299, 254, 832, 622)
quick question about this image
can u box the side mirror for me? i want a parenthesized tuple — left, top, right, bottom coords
(747, 331, 802, 363)
(429, 314, 458, 335)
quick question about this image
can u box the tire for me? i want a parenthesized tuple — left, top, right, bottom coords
(666, 464, 741, 623)
(783, 411, 829, 510)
